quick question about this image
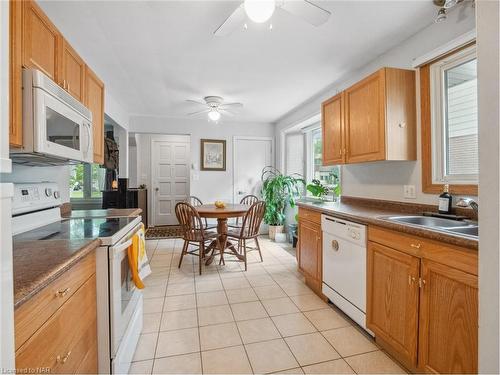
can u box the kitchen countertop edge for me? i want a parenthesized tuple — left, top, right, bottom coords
(13, 238, 101, 309)
(297, 201, 478, 250)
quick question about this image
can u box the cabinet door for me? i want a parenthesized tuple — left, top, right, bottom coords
(22, 0, 60, 81)
(15, 274, 97, 374)
(84, 67, 105, 165)
(418, 260, 478, 374)
(344, 69, 386, 163)
(322, 93, 344, 165)
(61, 40, 85, 102)
(367, 241, 420, 368)
(298, 220, 321, 283)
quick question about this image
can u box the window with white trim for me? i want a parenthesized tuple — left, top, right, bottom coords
(308, 128, 340, 195)
(69, 163, 105, 200)
(430, 45, 478, 184)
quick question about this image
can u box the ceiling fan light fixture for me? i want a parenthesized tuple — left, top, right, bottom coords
(244, 0, 275, 23)
(435, 7, 447, 22)
(208, 109, 221, 122)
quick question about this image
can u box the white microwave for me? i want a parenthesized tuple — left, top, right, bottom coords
(10, 68, 93, 166)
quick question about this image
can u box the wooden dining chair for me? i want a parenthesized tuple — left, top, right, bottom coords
(230, 194, 260, 228)
(187, 196, 216, 230)
(175, 202, 218, 275)
(226, 201, 266, 271)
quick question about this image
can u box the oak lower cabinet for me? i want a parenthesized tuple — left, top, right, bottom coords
(15, 251, 98, 374)
(418, 259, 478, 374)
(297, 207, 323, 296)
(367, 227, 478, 374)
(367, 242, 420, 368)
(321, 67, 416, 165)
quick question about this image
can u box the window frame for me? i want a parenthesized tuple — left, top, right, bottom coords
(420, 42, 478, 195)
(305, 126, 341, 195)
(69, 163, 104, 203)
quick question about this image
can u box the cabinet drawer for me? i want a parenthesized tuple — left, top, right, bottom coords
(368, 226, 477, 275)
(298, 207, 321, 225)
(15, 251, 96, 350)
(16, 274, 97, 374)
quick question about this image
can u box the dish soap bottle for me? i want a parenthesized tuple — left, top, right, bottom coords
(438, 184, 452, 214)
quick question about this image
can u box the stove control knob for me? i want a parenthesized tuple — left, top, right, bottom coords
(45, 188, 52, 197)
(53, 191, 60, 199)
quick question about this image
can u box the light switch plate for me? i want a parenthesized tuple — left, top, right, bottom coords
(404, 185, 416, 199)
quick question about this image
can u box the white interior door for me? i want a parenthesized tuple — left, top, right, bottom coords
(152, 138, 190, 226)
(233, 137, 273, 203)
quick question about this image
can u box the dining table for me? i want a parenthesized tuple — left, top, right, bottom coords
(195, 203, 250, 265)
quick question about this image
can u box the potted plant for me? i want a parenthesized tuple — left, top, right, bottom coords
(306, 179, 330, 200)
(261, 166, 304, 240)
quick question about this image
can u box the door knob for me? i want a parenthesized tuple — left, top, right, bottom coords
(155, 187, 159, 192)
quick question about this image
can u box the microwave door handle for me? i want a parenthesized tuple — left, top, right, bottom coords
(85, 122, 91, 156)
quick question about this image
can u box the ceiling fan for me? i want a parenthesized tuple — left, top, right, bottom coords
(214, 0, 331, 36)
(186, 96, 243, 122)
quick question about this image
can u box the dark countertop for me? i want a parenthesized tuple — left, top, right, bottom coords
(13, 238, 100, 309)
(297, 197, 478, 250)
(62, 208, 142, 219)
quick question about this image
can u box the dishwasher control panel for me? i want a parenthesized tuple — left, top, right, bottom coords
(321, 215, 366, 244)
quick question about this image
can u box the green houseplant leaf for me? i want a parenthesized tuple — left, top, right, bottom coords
(261, 166, 305, 226)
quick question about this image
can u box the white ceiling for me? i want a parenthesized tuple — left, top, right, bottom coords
(39, 1, 436, 123)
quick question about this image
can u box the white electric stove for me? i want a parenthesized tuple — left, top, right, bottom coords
(12, 182, 143, 374)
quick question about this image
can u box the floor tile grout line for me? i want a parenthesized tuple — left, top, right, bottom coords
(218, 266, 257, 375)
(192, 258, 205, 375)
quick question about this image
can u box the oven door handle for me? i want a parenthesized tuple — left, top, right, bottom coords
(110, 239, 133, 258)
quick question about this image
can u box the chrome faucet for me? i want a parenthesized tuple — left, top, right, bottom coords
(456, 198, 478, 213)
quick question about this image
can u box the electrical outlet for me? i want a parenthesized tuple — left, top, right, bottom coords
(404, 185, 416, 199)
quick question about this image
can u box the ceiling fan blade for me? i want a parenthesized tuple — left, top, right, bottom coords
(186, 99, 206, 106)
(219, 109, 235, 116)
(187, 108, 210, 116)
(214, 3, 246, 37)
(219, 102, 243, 109)
(280, 0, 331, 26)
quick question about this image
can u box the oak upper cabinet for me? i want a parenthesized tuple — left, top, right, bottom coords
(22, 0, 60, 81)
(367, 241, 420, 369)
(297, 208, 322, 295)
(322, 93, 344, 165)
(418, 259, 478, 374)
(60, 40, 86, 102)
(84, 67, 105, 165)
(9, 0, 23, 147)
(322, 67, 416, 165)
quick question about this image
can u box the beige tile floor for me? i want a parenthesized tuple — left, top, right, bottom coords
(129, 237, 406, 375)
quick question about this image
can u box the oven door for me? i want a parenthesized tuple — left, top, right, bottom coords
(109, 224, 143, 357)
(33, 86, 93, 163)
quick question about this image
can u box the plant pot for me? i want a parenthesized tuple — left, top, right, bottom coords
(269, 225, 284, 240)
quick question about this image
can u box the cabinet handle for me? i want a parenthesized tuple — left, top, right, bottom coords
(410, 243, 421, 249)
(55, 287, 71, 298)
(56, 351, 72, 364)
(408, 275, 416, 285)
(418, 278, 426, 288)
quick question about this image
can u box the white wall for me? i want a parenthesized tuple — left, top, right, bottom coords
(275, 6, 476, 205)
(129, 116, 274, 226)
(477, 0, 500, 372)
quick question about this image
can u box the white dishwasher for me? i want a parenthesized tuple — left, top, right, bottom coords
(321, 215, 372, 334)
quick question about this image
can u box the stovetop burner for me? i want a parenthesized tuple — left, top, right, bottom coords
(13, 217, 137, 242)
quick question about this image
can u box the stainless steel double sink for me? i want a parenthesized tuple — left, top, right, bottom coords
(383, 215, 478, 238)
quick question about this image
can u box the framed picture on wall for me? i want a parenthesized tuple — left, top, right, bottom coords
(201, 139, 226, 171)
